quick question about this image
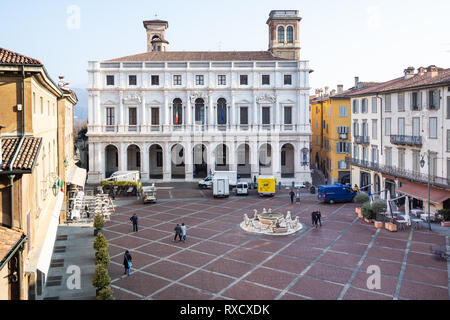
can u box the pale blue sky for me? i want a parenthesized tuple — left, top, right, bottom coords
(1, 0, 449, 91)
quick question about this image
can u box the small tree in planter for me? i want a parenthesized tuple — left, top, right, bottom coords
(96, 286, 115, 300)
(95, 247, 110, 266)
(354, 193, 370, 218)
(92, 264, 111, 294)
(438, 209, 450, 227)
(93, 233, 109, 252)
(362, 203, 375, 223)
(93, 213, 105, 236)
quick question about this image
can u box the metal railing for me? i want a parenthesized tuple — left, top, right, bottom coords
(354, 136, 370, 144)
(390, 135, 422, 146)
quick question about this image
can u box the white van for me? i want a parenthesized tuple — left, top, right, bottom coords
(236, 182, 249, 196)
(213, 178, 229, 198)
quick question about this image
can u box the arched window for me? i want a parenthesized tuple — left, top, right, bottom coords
(277, 26, 285, 43)
(286, 26, 294, 43)
(217, 98, 227, 125)
(173, 98, 183, 125)
(195, 98, 205, 124)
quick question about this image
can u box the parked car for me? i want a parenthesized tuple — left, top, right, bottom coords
(236, 182, 249, 196)
(317, 184, 356, 204)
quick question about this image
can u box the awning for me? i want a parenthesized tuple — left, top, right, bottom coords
(66, 166, 87, 188)
(36, 191, 64, 282)
(397, 182, 450, 205)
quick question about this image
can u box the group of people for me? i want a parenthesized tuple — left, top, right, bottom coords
(311, 210, 322, 228)
(174, 223, 187, 242)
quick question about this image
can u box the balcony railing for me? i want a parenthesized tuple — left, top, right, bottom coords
(354, 136, 370, 145)
(390, 135, 422, 146)
(351, 158, 449, 189)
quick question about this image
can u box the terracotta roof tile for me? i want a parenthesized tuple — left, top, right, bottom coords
(0, 48, 42, 65)
(1, 136, 42, 171)
(107, 51, 289, 62)
(0, 226, 24, 265)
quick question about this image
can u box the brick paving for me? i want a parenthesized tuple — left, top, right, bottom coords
(103, 192, 450, 300)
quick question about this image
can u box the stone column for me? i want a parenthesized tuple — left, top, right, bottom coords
(231, 93, 236, 131)
(250, 141, 259, 179)
(95, 142, 102, 178)
(185, 141, 193, 181)
(294, 142, 301, 180)
(163, 142, 171, 180)
(119, 91, 125, 133)
(120, 142, 127, 171)
(142, 142, 150, 182)
(209, 143, 216, 173)
(253, 94, 258, 131)
(186, 92, 192, 130)
(229, 140, 237, 173)
(141, 94, 146, 133)
(209, 93, 215, 131)
(164, 94, 169, 132)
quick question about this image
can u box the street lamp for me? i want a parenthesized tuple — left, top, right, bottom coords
(420, 151, 431, 231)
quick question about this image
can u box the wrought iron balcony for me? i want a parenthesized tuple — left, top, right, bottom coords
(354, 136, 370, 145)
(390, 135, 422, 146)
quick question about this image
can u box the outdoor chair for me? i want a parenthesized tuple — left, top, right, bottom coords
(394, 218, 408, 231)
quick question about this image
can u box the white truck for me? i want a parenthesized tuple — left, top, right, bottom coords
(213, 177, 230, 198)
(198, 171, 237, 189)
(107, 170, 140, 182)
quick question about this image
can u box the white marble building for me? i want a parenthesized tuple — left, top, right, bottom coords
(86, 10, 312, 184)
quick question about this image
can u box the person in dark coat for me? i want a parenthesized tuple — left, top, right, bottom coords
(130, 214, 138, 232)
(123, 250, 132, 276)
(311, 211, 318, 228)
(174, 224, 182, 242)
(316, 210, 322, 227)
(289, 190, 295, 204)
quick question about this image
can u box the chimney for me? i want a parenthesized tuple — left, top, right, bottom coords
(426, 65, 438, 78)
(330, 89, 336, 96)
(417, 67, 425, 76)
(404, 67, 415, 79)
(324, 86, 329, 95)
(337, 84, 344, 94)
(354, 77, 359, 88)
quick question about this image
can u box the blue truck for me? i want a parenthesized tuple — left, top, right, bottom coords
(317, 184, 357, 204)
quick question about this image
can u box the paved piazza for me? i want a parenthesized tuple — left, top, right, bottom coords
(104, 190, 450, 300)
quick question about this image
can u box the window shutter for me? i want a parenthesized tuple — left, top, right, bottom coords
(418, 91, 422, 110)
(434, 90, 440, 109)
(410, 92, 413, 110)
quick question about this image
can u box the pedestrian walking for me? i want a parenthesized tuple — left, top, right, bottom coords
(316, 210, 322, 227)
(289, 190, 295, 204)
(85, 205, 90, 218)
(130, 213, 138, 232)
(180, 223, 187, 242)
(311, 211, 318, 228)
(123, 250, 132, 276)
(296, 191, 301, 203)
(174, 224, 182, 242)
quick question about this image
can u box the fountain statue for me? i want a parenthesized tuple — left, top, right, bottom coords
(240, 208, 303, 236)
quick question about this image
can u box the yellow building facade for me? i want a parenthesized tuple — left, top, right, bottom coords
(310, 90, 351, 184)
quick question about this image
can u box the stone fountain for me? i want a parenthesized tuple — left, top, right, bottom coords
(240, 209, 303, 235)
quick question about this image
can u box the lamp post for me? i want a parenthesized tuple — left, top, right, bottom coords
(420, 150, 431, 231)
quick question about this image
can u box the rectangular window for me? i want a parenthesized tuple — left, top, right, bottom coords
(447, 159, 450, 183)
(362, 98, 368, 113)
(412, 117, 420, 136)
(447, 129, 450, 152)
(262, 75, 270, 85)
(281, 150, 286, 166)
(398, 148, 405, 170)
(352, 100, 359, 114)
(398, 118, 405, 135)
(428, 89, 440, 110)
(336, 142, 349, 153)
(284, 74, 292, 85)
(372, 97, 377, 113)
(385, 94, 391, 112)
(353, 122, 359, 137)
(339, 105, 347, 117)
(195, 75, 204, 85)
(316, 120, 318, 129)
(354, 145, 359, 160)
(173, 75, 182, 85)
(385, 148, 392, 167)
(129, 75, 137, 86)
(128, 108, 137, 125)
(151, 75, 159, 86)
(240, 107, 248, 125)
(385, 118, 391, 136)
(447, 96, 450, 119)
(262, 107, 270, 124)
(218, 75, 226, 85)
(398, 92, 405, 112)
(430, 153, 437, 176)
(412, 150, 420, 173)
(106, 107, 115, 125)
(157, 151, 163, 167)
(284, 106, 292, 124)
(106, 75, 114, 86)
(151, 108, 159, 125)
(411, 92, 422, 110)
(240, 75, 248, 85)
(372, 120, 377, 139)
(40, 97, 43, 114)
(429, 117, 437, 138)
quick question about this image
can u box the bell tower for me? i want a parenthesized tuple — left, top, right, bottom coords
(143, 20, 169, 52)
(266, 10, 301, 60)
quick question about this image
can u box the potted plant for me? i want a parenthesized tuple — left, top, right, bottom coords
(93, 232, 109, 252)
(96, 286, 115, 300)
(92, 264, 111, 295)
(354, 193, 369, 218)
(95, 247, 110, 266)
(362, 203, 375, 223)
(438, 209, 450, 227)
(93, 213, 105, 236)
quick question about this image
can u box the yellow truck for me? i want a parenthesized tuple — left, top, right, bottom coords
(257, 175, 277, 197)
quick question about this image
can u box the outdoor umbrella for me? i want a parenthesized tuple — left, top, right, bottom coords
(405, 196, 411, 226)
